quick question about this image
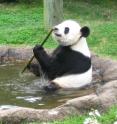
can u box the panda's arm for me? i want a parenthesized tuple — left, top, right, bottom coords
(27, 63, 41, 76)
(33, 45, 67, 79)
(33, 45, 53, 73)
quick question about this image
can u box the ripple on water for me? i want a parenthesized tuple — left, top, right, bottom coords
(0, 105, 19, 110)
(16, 96, 42, 103)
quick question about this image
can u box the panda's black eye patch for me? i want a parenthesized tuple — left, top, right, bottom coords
(64, 27, 69, 34)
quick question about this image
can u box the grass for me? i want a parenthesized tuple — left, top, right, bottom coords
(0, 3, 57, 48)
(53, 109, 117, 124)
(55, 106, 117, 124)
(98, 106, 117, 124)
(0, 1, 117, 58)
(25, 106, 117, 124)
(52, 115, 86, 124)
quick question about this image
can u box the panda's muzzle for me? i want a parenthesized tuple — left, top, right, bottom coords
(53, 27, 62, 37)
(55, 33, 62, 37)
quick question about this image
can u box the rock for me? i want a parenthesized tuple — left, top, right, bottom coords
(0, 46, 9, 64)
(0, 46, 33, 63)
(8, 47, 33, 60)
(92, 54, 117, 83)
(66, 80, 117, 113)
(0, 106, 79, 124)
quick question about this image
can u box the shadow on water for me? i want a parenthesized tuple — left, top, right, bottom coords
(0, 63, 94, 109)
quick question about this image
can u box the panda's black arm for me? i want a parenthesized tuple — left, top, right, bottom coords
(27, 63, 41, 76)
(33, 45, 53, 73)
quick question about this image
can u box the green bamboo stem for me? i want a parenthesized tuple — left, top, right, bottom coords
(21, 29, 53, 73)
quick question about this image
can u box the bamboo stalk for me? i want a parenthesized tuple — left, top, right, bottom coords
(21, 29, 53, 73)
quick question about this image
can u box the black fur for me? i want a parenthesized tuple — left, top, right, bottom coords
(28, 45, 91, 80)
(27, 63, 41, 76)
(80, 26, 90, 37)
(64, 27, 70, 34)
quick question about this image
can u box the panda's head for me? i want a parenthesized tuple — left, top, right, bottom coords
(52, 20, 90, 46)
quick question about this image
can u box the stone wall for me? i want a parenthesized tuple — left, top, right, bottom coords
(0, 46, 33, 64)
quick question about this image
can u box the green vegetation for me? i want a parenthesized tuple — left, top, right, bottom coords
(52, 106, 117, 124)
(0, 3, 57, 48)
(0, 1, 117, 58)
(98, 106, 117, 124)
(52, 115, 86, 124)
(27, 106, 117, 124)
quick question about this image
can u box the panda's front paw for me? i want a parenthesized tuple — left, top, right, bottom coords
(33, 44, 43, 51)
(33, 45, 43, 56)
(43, 83, 60, 92)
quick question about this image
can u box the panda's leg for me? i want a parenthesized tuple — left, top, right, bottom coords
(51, 67, 92, 89)
(43, 82, 61, 92)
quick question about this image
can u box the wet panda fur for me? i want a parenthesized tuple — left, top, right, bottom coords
(28, 20, 92, 92)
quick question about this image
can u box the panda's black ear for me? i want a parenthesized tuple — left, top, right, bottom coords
(80, 26, 90, 37)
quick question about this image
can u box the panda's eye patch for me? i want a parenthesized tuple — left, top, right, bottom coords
(64, 27, 69, 34)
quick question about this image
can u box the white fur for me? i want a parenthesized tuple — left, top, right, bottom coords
(52, 20, 82, 46)
(71, 37, 91, 57)
(52, 66, 92, 89)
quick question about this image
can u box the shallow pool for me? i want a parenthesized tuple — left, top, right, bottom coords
(0, 63, 94, 109)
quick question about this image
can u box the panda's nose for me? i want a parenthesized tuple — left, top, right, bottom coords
(53, 27, 59, 31)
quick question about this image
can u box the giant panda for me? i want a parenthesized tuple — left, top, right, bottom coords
(28, 20, 92, 92)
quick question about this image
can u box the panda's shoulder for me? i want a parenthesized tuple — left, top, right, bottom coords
(52, 45, 63, 56)
(52, 45, 90, 60)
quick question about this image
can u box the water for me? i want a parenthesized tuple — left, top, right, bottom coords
(0, 63, 94, 109)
